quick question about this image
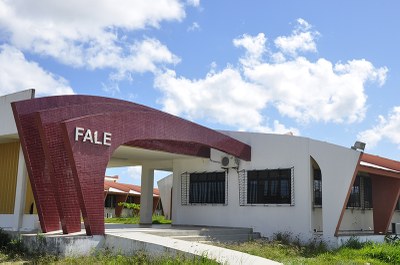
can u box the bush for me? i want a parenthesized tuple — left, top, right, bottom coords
(341, 236, 367, 249)
(273, 231, 293, 245)
(0, 229, 11, 249)
(118, 202, 140, 216)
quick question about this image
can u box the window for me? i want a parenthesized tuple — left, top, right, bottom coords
(363, 177, 372, 209)
(347, 176, 360, 207)
(347, 175, 372, 209)
(313, 169, 322, 206)
(183, 171, 226, 204)
(247, 168, 293, 204)
(104, 194, 116, 208)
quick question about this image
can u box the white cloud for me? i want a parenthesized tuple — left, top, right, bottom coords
(155, 68, 269, 129)
(358, 107, 400, 148)
(244, 57, 387, 123)
(187, 22, 200, 32)
(156, 18, 387, 132)
(0, 0, 184, 78)
(274, 18, 319, 57)
(124, 166, 142, 183)
(0, 45, 74, 96)
(155, 68, 296, 134)
(186, 0, 200, 7)
(233, 33, 266, 66)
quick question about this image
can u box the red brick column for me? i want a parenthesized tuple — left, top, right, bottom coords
(13, 95, 251, 236)
(12, 110, 60, 232)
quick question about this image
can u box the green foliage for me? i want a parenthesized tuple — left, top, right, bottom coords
(0, 228, 10, 249)
(104, 215, 171, 224)
(118, 202, 140, 216)
(340, 236, 369, 250)
(217, 232, 400, 265)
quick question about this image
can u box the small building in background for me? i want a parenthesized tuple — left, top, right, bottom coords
(104, 175, 160, 218)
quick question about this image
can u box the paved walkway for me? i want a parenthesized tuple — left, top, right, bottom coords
(105, 224, 281, 265)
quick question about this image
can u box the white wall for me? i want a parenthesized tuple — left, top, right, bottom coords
(172, 133, 316, 242)
(309, 140, 361, 243)
(157, 174, 173, 219)
(170, 132, 361, 245)
(0, 89, 34, 137)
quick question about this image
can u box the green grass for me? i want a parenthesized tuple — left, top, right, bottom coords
(0, 228, 216, 264)
(3, 226, 400, 265)
(0, 249, 219, 264)
(104, 215, 172, 224)
(217, 234, 400, 265)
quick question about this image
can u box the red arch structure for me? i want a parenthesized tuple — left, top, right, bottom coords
(12, 95, 251, 235)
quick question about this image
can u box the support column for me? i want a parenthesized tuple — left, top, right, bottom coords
(371, 175, 400, 234)
(140, 166, 154, 225)
(13, 146, 28, 231)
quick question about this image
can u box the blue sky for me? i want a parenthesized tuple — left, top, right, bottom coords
(1, 1, 399, 186)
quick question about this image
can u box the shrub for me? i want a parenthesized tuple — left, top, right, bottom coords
(0, 229, 11, 249)
(341, 236, 368, 249)
(118, 202, 140, 216)
(273, 231, 292, 245)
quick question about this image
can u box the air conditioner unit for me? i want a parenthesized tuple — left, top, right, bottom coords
(221, 156, 239, 168)
(392, 223, 400, 234)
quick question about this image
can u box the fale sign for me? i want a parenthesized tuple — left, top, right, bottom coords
(75, 127, 112, 146)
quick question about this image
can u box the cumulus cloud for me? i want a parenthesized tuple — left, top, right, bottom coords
(186, 0, 200, 7)
(274, 18, 319, 57)
(358, 107, 400, 148)
(233, 33, 266, 66)
(155, 68, 269, 130)
(124, 166, 142, 183)
(155, 18, 387, 133)
(0, 45, 74, 96)
(0, 0, 183, 79)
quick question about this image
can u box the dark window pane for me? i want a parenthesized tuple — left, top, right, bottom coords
(189, 172, 225, 204)
(247, 168, 292, 204)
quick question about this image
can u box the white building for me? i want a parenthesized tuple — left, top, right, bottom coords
(159, 131, 400, 245)
(1, 90, 400, 247)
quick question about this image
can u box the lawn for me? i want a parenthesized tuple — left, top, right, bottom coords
(104, 215, 172, 224)
(218, 234, 400, 265)
(3, 226, 400, 264)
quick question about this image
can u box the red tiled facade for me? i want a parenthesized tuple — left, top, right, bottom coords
(12, 95, 251, 235)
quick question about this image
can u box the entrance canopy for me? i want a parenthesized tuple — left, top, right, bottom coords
(12, 95, 251, 235)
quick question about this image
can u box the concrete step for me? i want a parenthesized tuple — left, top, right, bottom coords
(171, 232, 261, 243)
(145, 227, 253, 237)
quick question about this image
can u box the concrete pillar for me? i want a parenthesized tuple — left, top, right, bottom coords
(13, 146, 28, 230)
(140, 165, 154, 225)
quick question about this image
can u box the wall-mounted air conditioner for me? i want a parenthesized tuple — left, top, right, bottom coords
(221, 156, 239, 168)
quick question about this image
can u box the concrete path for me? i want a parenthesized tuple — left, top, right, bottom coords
(105, 225, 281, 265)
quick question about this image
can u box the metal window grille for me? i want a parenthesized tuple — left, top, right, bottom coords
(181, 171, 228, 205)
(238, 167, 294, 206)
(346, 175, 373, 209)
(238, 170, 246, 206)
(347, 175, 361, 208)
(313, 169, 322, 206)
(181, 172, 190, 205)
